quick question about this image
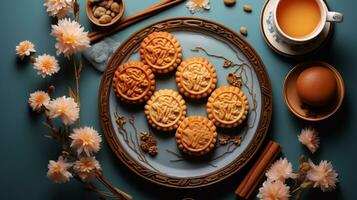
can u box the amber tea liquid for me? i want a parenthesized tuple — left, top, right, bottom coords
(276, 0, 322, 38)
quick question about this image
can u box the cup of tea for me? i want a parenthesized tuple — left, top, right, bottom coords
(273, 0, 343, 44)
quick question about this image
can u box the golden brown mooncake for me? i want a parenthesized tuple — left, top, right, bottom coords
(207, 86, 249, 128)
(144, 89, 186, 131)
(140, 31, 182, 74)
(112, 61, 155, 104)
(176, 116, 217, 156)
(176, 57, 217, 99)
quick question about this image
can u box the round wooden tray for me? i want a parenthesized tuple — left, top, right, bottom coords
(99, 17, 273, 188)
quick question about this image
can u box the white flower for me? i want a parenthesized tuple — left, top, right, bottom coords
(44, 0, 73, 18)
(51, 18, 90, 57)
(298, 128, 320, 153)
(46, 96, 79, 125)
(28, 91, 50, 111)
(257, 180, 290, 200)
(70, 127, 102, 156)
(33, 54, 60, 78)
(186, 0, 210, 14)
(307, 160, 338, 192)
(266, 158, 297, 182)
(73, 156, 101, 182)
(47, 156, 72, 183)
(15, 40, 36, 59)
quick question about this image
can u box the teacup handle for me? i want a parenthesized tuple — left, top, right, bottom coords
(327, 11, 344, 22)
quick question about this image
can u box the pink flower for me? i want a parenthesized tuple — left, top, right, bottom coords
(15, 40, 36, 59)
(298, 128, 320, 153)
(73, 156, 101, 182)
(44, 0, 73, 18)
(266, 158, 297, 182)
(70, 127, 102, 156)
(257, 180, 290, 200)
(28, 91, 50, 111)
(186, 0, 210, 14)
(307, 160, 338, 192)
(47, 156, 72, 183)
(51, 18, 90, 57)
(46, 96, 79, 125)
(33, 54, 60, 78)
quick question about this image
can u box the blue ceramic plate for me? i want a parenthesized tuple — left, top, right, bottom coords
(99, 18, 272, 188)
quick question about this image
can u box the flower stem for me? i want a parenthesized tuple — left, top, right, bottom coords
(291, 186, 302, 194)
(95, 173, 133, 200)
(71, 55, 81, 126)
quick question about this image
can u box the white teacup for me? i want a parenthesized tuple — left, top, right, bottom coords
(273, 0, 343, 44)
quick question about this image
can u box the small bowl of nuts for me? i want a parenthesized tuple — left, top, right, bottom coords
(86, 0, 125, 27)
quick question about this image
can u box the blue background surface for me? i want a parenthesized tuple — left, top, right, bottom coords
(1, 0, 356, 199)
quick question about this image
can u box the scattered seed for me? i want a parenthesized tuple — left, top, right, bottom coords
(240, 26, 248, 36)
(224, 0, 236, 7)
(243, 4, 252, 13)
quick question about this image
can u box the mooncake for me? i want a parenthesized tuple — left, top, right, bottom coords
(176, 57, 217, 99)
(207, 86, 249, 128)
(144, 89, 186, 131)
(176, 116, 217, 156)
(112, 61, 155, 104)
(140, 31, 182, 74)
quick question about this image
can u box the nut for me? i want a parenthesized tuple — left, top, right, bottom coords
(243, 4, 252, 13)
(111, 2, 120, 13)
(93, 7, 106, 18)
(224, 0, 236, 7)
(99, 0, 108, 7)
(99, 14, 112, 24)
(106, 0, 113, 9)
(240, 26, 248, 36)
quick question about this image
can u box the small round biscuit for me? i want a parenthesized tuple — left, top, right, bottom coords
(176, 57, 217, 99)
(207, 86, 249, 128)
(112, 61, 155, 104)
(140, 31, 182, 74)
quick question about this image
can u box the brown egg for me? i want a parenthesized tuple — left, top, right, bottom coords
(296, 66, 337, 106)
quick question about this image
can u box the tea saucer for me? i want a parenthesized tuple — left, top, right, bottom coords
(260, 0, 333, 58)
(283, 61, 345, 121)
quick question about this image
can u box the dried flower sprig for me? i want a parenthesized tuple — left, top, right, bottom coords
(257, 128, 338, 200)
(15, 41, 60, 78)
(27, 87, 132, 199)
(19, 1, 132, 199)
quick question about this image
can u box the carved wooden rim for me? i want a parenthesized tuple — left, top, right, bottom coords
(99, 17, 273, 188)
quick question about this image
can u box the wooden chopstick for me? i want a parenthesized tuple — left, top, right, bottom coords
(89, 0, 185, 43)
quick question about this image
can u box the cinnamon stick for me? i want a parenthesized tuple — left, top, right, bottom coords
(235, 141, 281, 199)
(88, 0, 185, 43)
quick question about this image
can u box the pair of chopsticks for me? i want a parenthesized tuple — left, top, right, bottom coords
(89, 0, 185, 43)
